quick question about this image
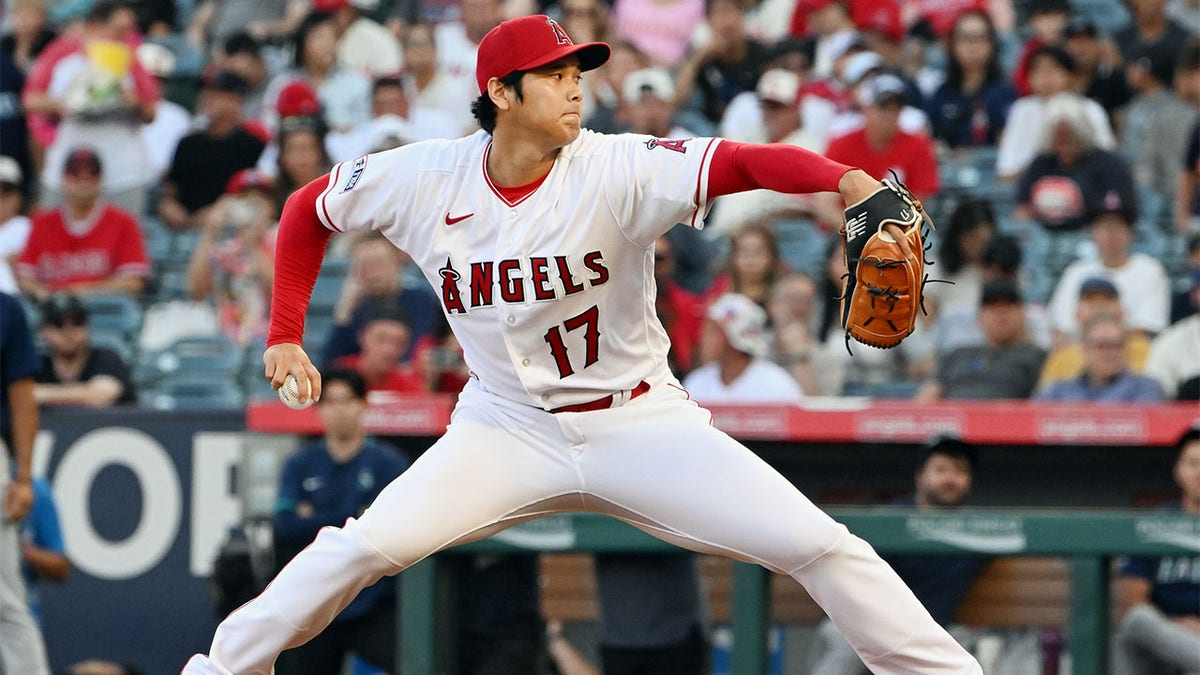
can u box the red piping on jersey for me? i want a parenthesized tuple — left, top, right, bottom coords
(267, 177, 333, 348)
(319, 161, 344, 231)
(706, 141, 855, 199)
(689, 138, 718, 229)
(482, 141, 552, 207)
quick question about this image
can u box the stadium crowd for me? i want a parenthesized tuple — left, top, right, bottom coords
(0, 0, 1197, 405)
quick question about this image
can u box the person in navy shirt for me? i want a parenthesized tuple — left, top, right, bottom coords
(1113, 427, 1200, 675)
(273, 368, 411, 675)
(1036, 314, 1165, 403)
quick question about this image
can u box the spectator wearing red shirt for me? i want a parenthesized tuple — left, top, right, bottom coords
(824, 73, 940, 198)
(15, 147, 149, 302)
(333, 302, 424, 395)
(654, 235, 704, 375)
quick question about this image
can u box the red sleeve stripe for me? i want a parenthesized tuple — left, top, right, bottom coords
(316, 162, 345, 232)
(688, 138, 720, 230)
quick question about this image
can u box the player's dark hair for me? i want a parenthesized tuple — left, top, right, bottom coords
(471, 71, 526, 135)
(941, 198, 996, 275)
(918, 434, 978, 472)
(293, 11, 336, 69)
(321, 368, 368, 401)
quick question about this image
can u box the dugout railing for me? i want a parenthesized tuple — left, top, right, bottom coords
(397, 508, 1200, 675)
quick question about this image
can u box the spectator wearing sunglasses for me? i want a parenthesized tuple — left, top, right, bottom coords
(33, 293, 137, 407)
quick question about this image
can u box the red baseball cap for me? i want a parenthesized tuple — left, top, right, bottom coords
(475, 15, 610, 94)
(225, 168, 274, 195)
(276, 80, 322, 118)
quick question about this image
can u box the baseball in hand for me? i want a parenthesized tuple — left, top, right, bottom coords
(278, 375, 314, 410)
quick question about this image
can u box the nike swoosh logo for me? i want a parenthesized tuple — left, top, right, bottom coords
(445, 212, 473, 225)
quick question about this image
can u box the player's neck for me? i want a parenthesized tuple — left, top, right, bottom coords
(487, 131, 560, 187)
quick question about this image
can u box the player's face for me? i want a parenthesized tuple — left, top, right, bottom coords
(317, 381, 367, 439)
(507, 58, 585, 148)
(1174, 440, 1200, 504)
(915, 454, 972, 507)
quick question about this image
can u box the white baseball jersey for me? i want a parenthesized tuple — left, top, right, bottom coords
(316, 129, 721, 410)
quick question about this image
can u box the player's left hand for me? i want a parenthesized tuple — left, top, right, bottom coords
(3, 480, 33, 522)
(264, 342, 322, 405)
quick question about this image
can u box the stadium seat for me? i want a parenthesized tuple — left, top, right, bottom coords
(79, 293, 143, 341)
(136, 334, 243, 385)
(141, 378, 245, 410)
(774, 217, 831, 279)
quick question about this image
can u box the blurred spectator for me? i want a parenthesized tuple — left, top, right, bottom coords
(400, 23, 478, 136)
(809, 435, 990, 674)
(925, 9, 1016, 149)
(1170, 238, 1200, 322)
(767, 272, 823, 395)
(704, 222, 784, 309)
(1, 0, 57, 73)
(64, 662, 143, 675)
(186, 0, 310, 55)
(432, 0, 502, 90)
(214, 32, 270, 121)
(916, 279, 1047, 401)
(683, 293, 804, 402)
(653, 234, 704, 375)
(0, 17, 35, 198)
(997, 47, 1116, 179)
(610, 0, 703, 68)
(1113, 0, 1192, 64)
(1036, 314, 1165, 401)
(923, 198, 996, 322)
(1009, 0, 1071, 97)
(332, 302, 424, 394)
(0, 158, 31, 295)
(1121, 41, 1199, 205)
(673, 0, 769, 125)
(1062, 17, 1131, 121)
(274, 116, 334, 212)
(796, 0, 859, 80)
(1015, 92, 1136, 232)
(1112, 426, 1200, 675)
(16, 147, 149, 301)
(718, 38, 823, 143)
(264, 11, 372, 134)
(593, 550, 709, 674)
(825, 52, 930, 144)
(272, 368, 410, 675)
(326, 76, 461, 161)
(413, 316, 469, 393)
(1144, 285, 1200, 400)
(1180, 120, 1200, 234)
(186, 169, 276, 348)
(708, 69, 823, 233)
(1048, 198, 1169, 339)
(1168, 0, 1200, 29)
(323, 234, 438, 366)
(134, 42, 193, 182)
(20, 477, 70, 625)
(22, 0, 158, 216)
(0, 290, 51, 675)
(824, 73, 940, 199)
(932, 234, 1055, 355)
(158, 70, 265, 229)
(1038, 278, 1151, 390)
(620, 67, 694, 138)
(584, 39, 650, 134)
(319, 0, 404, 78)
(33, 293, 137, 406)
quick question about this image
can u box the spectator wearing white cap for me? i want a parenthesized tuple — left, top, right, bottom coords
(0, 157, 30, 295)
(325, 76, 462, 162)
(708, 69, 824, 233)
(619, 67, 693, 138)
(682, 293, 804, 403)
(826, 53, 929, 143)
(136, 42, 194, 181)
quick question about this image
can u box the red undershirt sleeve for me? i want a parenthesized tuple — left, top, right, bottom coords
(266, 176, 333, 348)
(706, 140, 856, 199)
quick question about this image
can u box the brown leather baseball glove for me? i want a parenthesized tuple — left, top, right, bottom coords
(838, 177, 933, 350)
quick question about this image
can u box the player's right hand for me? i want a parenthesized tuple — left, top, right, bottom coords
(264, 342, 322, 404)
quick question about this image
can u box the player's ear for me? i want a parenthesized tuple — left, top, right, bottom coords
(487, 78, 513, 111)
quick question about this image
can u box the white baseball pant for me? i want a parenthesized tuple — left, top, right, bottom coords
(0, 466, 52, 675)
(184, 380, 980, 674)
